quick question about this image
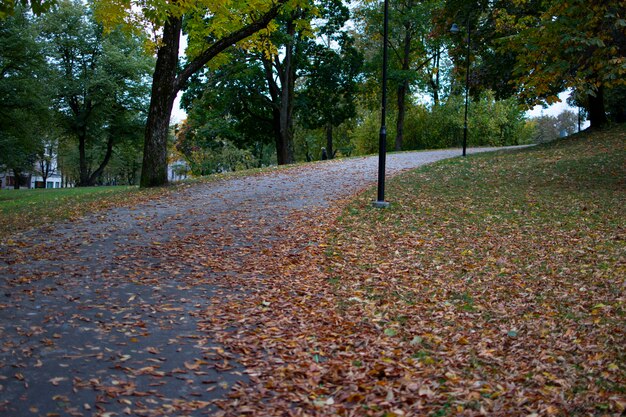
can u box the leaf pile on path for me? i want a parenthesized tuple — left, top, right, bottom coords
(200, 127, 625, 416)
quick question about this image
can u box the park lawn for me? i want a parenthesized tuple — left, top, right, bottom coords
(0, 185, 168, 239)
(323, 124, 625, 414)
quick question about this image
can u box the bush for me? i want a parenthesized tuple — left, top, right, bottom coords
(349, 109, 397, 155)
(186, 139, 258, 176)
(351, 90, 534, 154)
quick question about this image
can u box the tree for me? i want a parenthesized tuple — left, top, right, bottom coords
(42, 0, 153, 186)
(180, 0, 352, 166)
(35, 134, 57, 187)
(0, 6, 49, 188)
(298, 34, 363, 158)
(556, 110, 578, 136)
(180, 50, 276, 169)
(92, 0, 292, 187)
(493, 0, 626, 128)
(355, 0, 441, 151)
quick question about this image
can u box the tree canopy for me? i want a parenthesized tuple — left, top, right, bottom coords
(2, 0, 624, 189)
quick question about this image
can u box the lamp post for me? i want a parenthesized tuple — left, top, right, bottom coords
(450, 19, 470, 157)
(373, 0, 391, 208)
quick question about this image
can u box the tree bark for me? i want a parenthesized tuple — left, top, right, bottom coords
(395, 81, 407, 151)
(140, 16, 181, 188)
(39, 156, 50, 186)
(263, 58, 288, 165)
(12, 168, 20, 189)
(277, 18, 297, 165)
(588, 85, 608, 128)
(78, 127, 89, 186)
(431, 48, 440, 106)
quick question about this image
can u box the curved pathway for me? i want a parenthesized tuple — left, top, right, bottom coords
(0, 147, 522, 416)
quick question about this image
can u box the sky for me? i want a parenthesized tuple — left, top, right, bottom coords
(171, 33, 189, 124)
(172, 92, 187, 124)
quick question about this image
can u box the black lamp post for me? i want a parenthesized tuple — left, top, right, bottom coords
(373, 0, 390, 208)
(450, 20, 470, 157)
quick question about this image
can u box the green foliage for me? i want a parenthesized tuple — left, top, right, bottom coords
(175, 112, 262, 177)
(180, 137, 258, 176)
(349, 91, 533, 155)
(0, 7, 50, 176)
(298, 34, 363, 133)
(177, 51, 275, 173)
(349, 109, 392, 155)
(293, 121, 354, 161)
(41, 0, 153, 185)
(494, 0, 626, 107)
(604, 86, 626, 123)
(354, 0, 443, 105)
(467, 91, 533, 146)
(181, 50, 275, 152)
(0, 0, 54, 19)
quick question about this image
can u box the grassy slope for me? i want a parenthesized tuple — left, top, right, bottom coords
(327, 124, 625, 415)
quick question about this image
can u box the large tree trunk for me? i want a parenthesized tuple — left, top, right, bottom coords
(431, 48, 440, 106)
(263, 58, 288, 165)
(140, 16, 181, 188)
(270, 107, 287, 164)
(588, 85, 608, 129)
(277, 18, 297, 165)
(12, 168, 21, 189)
(39, 158, 50, 186)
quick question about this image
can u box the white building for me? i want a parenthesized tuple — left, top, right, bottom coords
(30, 172, 63, 189)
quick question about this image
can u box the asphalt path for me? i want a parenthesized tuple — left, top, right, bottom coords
(0, 147, 524, 416)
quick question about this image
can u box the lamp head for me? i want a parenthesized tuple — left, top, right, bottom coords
(450, 23, 460, 34)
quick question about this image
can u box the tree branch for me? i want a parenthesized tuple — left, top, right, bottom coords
(174, 0, 288, 93)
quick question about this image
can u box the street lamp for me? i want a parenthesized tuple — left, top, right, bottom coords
(450, 20, 471, 157)
(373, 0, 390, 208)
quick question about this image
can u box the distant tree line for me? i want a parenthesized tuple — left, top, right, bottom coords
(0, 1, 153, 187)
(1, 0, 624, 186)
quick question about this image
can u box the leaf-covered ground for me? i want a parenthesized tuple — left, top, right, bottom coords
(0, 134, 623, 416)
(4, 149, 503, 416)
(202, 126, 625, 416)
